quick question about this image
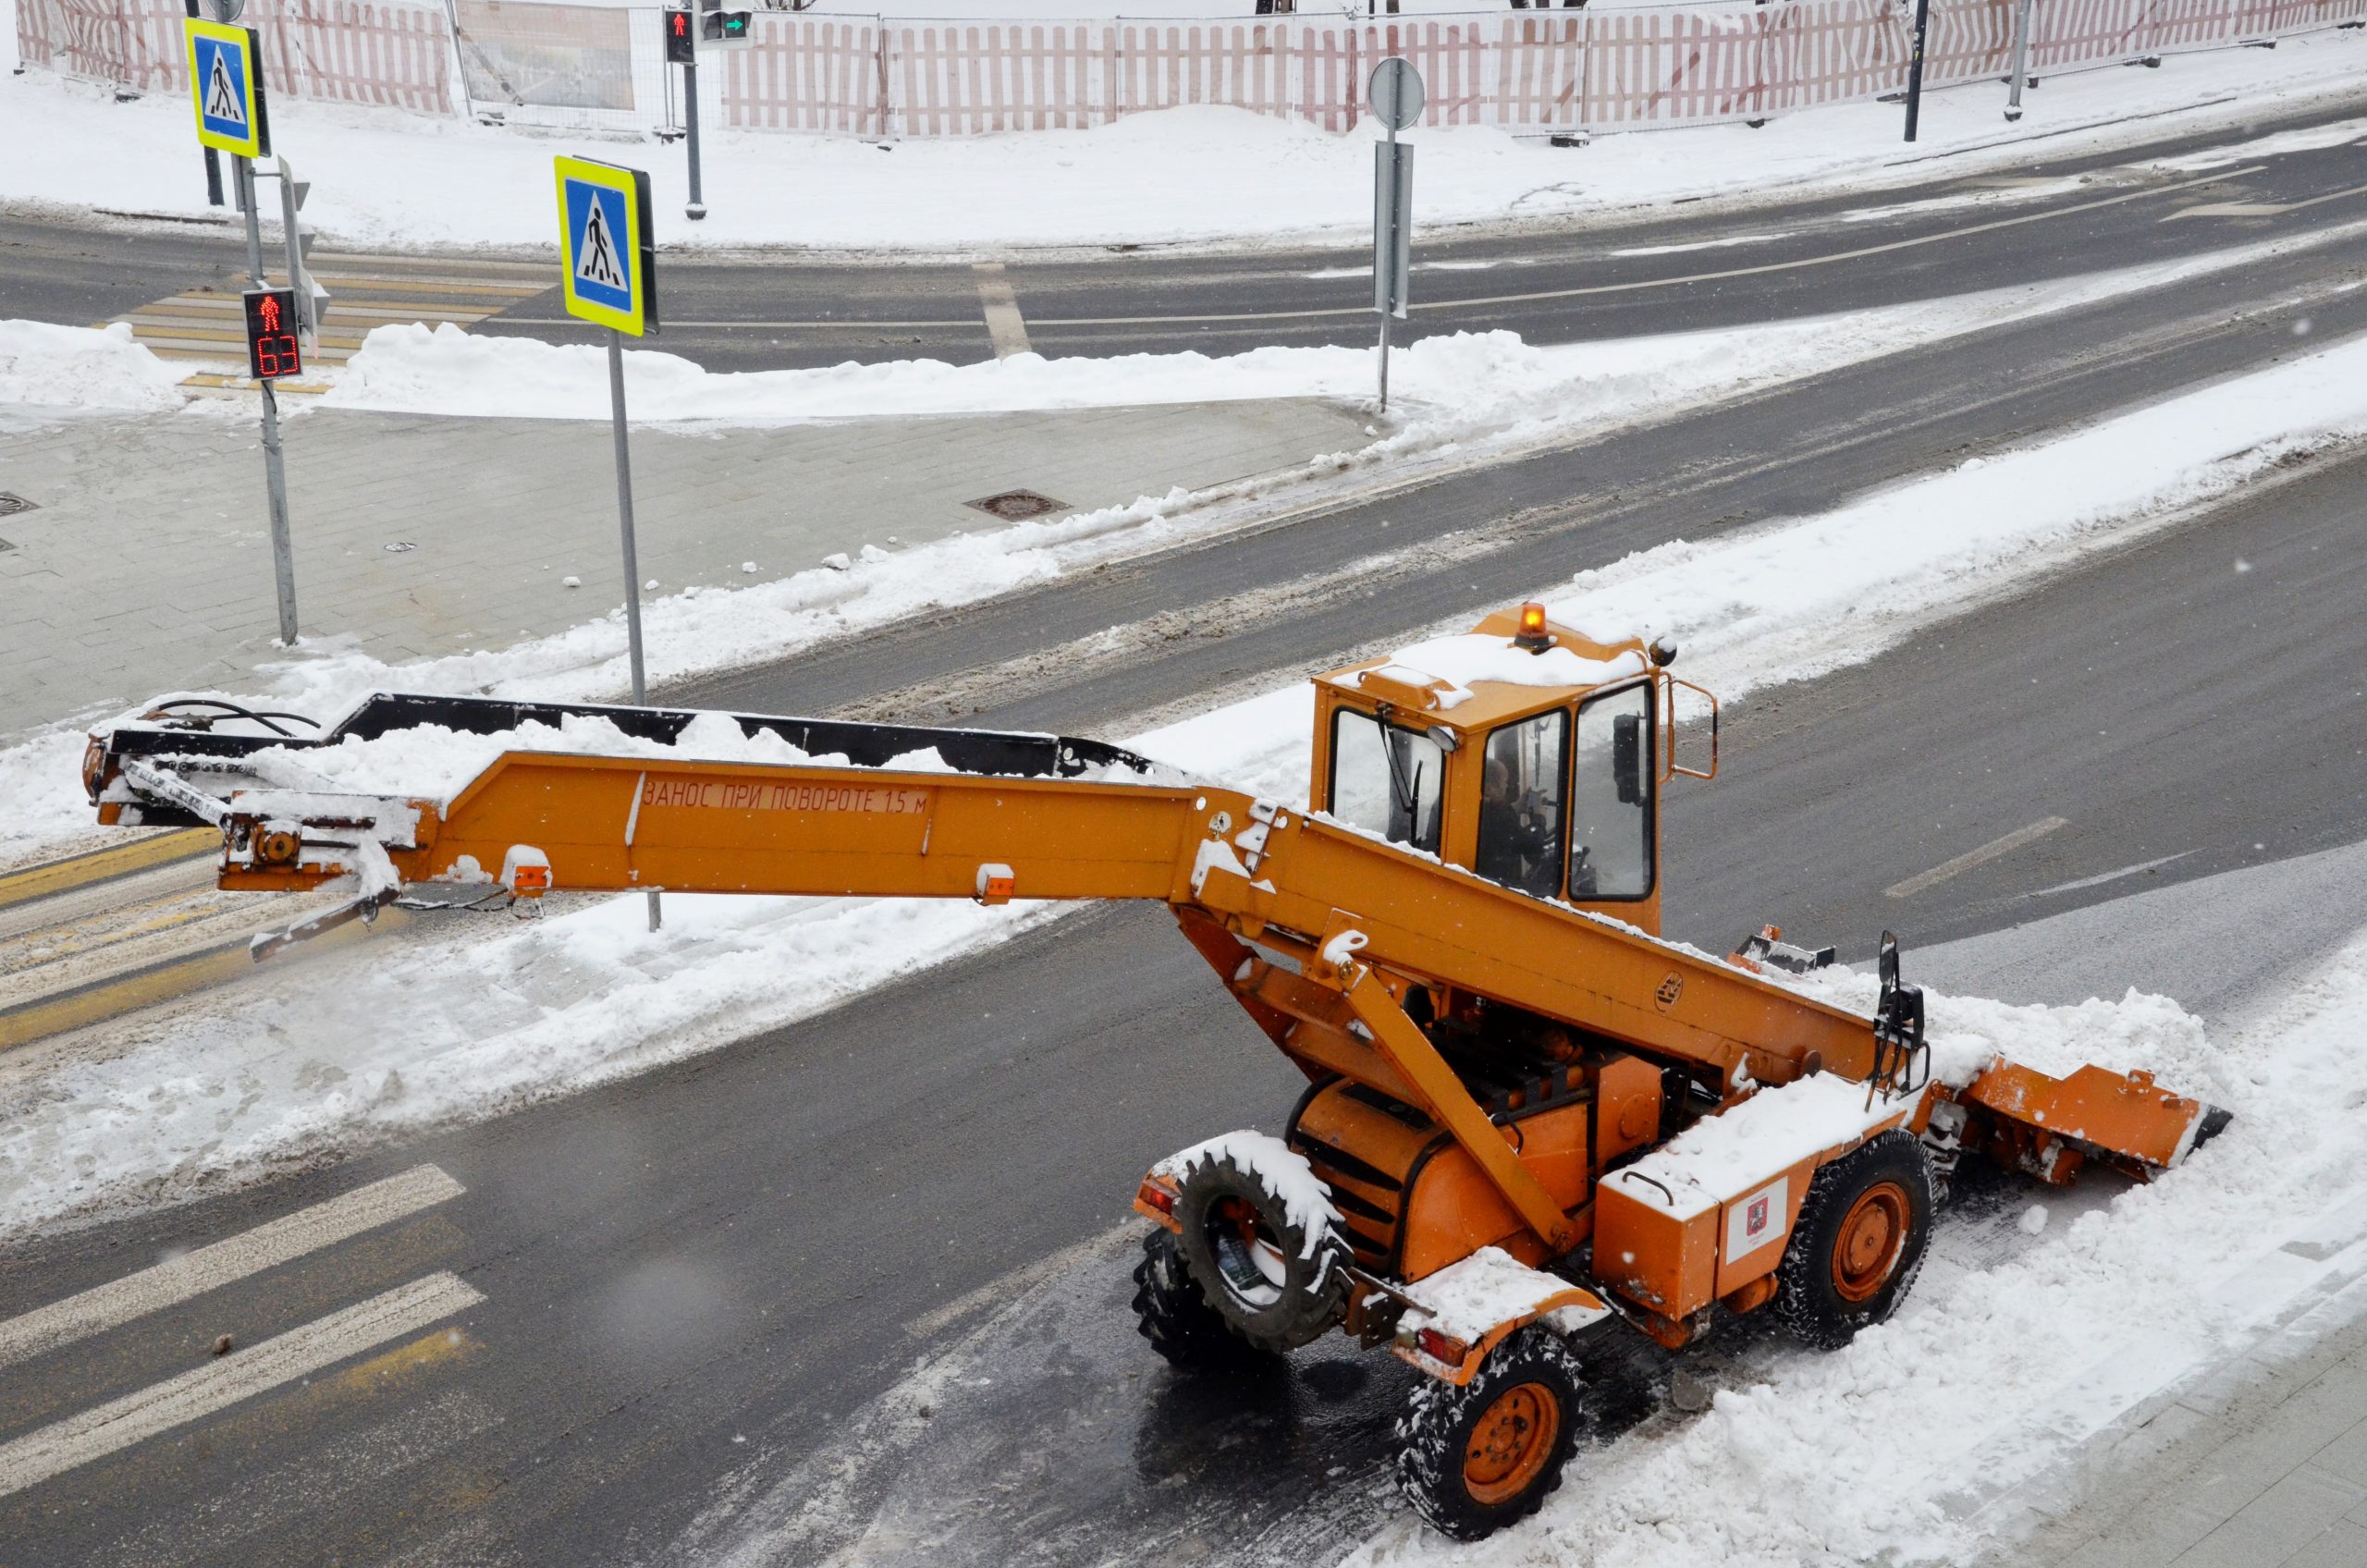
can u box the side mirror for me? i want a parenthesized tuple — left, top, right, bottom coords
(1613, 713, 1644, 805)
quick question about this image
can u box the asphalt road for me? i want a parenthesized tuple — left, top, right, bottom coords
(4, 91, 2367, 1567)
(6, 425, 2361, 1567)
(1, 96, 2362, 370)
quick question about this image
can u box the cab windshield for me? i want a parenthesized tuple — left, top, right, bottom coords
(1330, 709, 1444, 854)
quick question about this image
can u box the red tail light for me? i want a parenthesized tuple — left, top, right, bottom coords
(1416, 1326, 1469, 1366)
(1135, 1179, 1175, 1216)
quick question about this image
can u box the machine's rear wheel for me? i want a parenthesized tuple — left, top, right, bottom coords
(1395, 1327, 1584, 1539)
(1774, 1129, 1934, 1350)
(1130, 1228, 1258, 1372)
(1170, 1145, 1351, 1354)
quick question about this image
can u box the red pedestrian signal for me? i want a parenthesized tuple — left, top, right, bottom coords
(242, 287, 302, 381)
(663, 6, 695, 64)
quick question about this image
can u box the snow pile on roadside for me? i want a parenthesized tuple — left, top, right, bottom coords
(1347, 928, 2367, 1568)
(1539, 325, 2367, 703)
(0, 320, 183, 413)
(1, 30, 2361, 251)
(9, 318, 2360, 1234)
(1, 218, 2353, 866)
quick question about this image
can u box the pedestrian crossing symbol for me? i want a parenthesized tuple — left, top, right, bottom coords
(183, 18, 267, 158)
(555, 156, 656, 337)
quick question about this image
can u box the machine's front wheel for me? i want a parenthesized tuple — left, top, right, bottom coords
(1129, 1228, 1258, 1372)
(1168, 1143, 1352, 1354)
(1395, 1327, 1585, 1540)
(1774, 1129, 1934, 1350)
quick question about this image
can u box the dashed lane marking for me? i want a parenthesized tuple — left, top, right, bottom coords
(2167, 179, 2367, 220)
(0, 1270, 484, 1499)
(974, 262, 1032, 359)
(0, 1165, 465, 1369)
(1885, 816, 2070, 900)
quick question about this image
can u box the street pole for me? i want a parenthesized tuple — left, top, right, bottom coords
(1368, 57, 1419, 413)
(605, 326, 662, 931)
(234, 153, 300, 645)
(259, 383, 299, 645)
(1903, 0, 1933, 142)
(2005, 0, 2034, 122)
(682, 57, 706, 221)
(184, 0, 225, 205)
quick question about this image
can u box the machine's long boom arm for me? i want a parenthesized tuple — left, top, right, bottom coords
(88, 694, 2215, 1256)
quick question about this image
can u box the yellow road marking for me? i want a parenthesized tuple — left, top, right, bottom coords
(0, 829, 215, 910)
(0, 907, 411, 1051)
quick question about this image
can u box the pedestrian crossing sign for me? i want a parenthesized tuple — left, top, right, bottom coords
(184, 18, 267, 159)
(555, 156, 656, 337)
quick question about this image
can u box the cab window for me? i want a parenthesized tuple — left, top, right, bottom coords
(1570, 684, 1654, 900)
(1329, 709, 1443, 854)
(1475, 709, 1567, 898)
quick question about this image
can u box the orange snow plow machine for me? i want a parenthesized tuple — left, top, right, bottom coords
(84, 605, 2226, 1540)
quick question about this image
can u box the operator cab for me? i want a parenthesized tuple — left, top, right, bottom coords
(1310, 604, 1714, 938)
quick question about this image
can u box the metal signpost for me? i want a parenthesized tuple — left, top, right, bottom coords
(2005, 0, 2036, 121)
(1902, 0, 1934, 142)
(1368, 56, 1421, 412)
(185, 13, 304, 647)
(555, 154, 666, 929)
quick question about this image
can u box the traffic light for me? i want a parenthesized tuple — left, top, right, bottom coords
(242, 288, 302, 381)
(662, 4, 693, 64)
(698, 0, 753, 48)
(274, 154, 328, 353)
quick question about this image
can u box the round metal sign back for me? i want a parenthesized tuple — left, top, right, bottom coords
(1367, 55, 1424, 132)
(208, 0, 245, 20)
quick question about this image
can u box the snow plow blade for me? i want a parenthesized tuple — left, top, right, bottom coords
(1956, 1060, 2230, 1185)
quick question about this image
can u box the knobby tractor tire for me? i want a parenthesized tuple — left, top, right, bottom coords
(1395, 1327, 1586, 1541)
(1130, 1228, 1258, 1372)
(1170, 1148, 1352, 1354)
(1774, 1128, 1935, 1351)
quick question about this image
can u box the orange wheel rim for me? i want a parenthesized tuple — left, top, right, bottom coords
(1831, 1180, 1910, 1303)
(1462, 1380, 1561, 1505)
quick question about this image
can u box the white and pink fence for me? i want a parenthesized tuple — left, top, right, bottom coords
(16, 1, 2367, 135)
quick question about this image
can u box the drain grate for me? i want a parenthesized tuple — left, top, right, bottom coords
(0, 494, 36, 518)
(964, 488, 1068, 522)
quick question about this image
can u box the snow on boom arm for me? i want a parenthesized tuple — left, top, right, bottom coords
(83, 607, 2226, 1537)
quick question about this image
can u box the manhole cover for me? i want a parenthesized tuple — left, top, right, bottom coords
(0, 494, 36, 518)
(964, 488, 1068, 521)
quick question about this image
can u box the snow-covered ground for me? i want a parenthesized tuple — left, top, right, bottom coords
(2, 14, 2361, 252)
(8, 319, 2367, 1239)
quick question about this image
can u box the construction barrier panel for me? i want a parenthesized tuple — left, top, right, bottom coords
(16, 1, 2367, 133)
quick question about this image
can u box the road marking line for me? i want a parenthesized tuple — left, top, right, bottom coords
(0, 1165, 463, 1368)
(974, 263, 1032, 359)
(2024, 850, 2194, 900)
(0, 1271, 484, 1499)
(1885, 817, 2069, 900)
(2168, 180, 2367, 220)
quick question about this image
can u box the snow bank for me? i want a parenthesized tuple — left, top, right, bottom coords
(0, 320, 183, 413)
(8, 316, 2364, 1231)
(2, 29, 2361, 251)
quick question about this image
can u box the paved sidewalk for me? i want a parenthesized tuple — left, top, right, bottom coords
(0, 397, 1369, 730)
(1982, 1277, 2367, 1568)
